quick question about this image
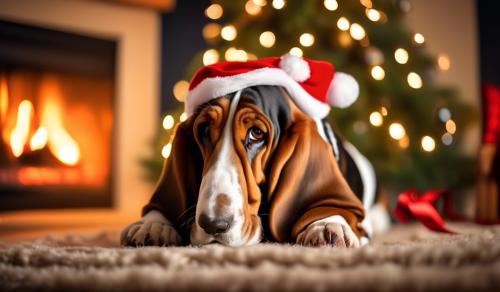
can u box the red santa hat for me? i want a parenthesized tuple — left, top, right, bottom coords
(185, 54, 359, 119)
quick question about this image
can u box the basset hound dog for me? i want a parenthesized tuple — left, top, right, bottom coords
(121, 56, 390, 248)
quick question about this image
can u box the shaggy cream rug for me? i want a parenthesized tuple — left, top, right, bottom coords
(1, 224, 500, 291)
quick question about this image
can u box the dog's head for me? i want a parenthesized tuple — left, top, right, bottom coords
(189, 86, 292, 246)
(153, 84, 364, 246)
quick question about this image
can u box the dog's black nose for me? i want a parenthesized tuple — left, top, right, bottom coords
(198, 213, 233, 235)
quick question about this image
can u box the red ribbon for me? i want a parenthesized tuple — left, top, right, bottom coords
(393, 189, 466, 234)
(483, 83, 500, 144)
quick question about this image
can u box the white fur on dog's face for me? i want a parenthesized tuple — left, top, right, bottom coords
(191, 91, 262, 246)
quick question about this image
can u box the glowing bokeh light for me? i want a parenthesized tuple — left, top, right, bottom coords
(389, 123, 406, 140)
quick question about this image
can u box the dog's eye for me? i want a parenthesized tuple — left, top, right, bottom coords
(248, 127, 265, 143)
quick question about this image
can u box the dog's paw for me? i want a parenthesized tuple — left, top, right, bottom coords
(296, 219, 360, 248)
(120, 211, 182, 247)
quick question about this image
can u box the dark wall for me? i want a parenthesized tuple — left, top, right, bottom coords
(477, 1, 500, 85)
(0, 20, 115, 77)
(160, 0, 209, 113)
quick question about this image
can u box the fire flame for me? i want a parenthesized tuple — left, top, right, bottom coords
(0, 76, 8, 126)
(3, 75, 80, 166)
(30, 127, 48, 151)
(10, 100, 33, 157)
(42, 100, 80, 165)
(40, 79, 80, 166)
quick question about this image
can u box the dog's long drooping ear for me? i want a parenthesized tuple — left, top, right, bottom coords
(267, 107, 366, 243)
(142, 117, 203, 240)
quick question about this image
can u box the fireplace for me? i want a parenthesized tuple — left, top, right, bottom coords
(0, 20, 116, 210)
(0, 0, 160, 216)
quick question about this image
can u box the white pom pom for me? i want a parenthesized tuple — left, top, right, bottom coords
(279, 54, 310, 82)
(328, 72, 359, 108)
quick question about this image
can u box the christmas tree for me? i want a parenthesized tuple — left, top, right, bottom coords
(145, 0, 476, 197)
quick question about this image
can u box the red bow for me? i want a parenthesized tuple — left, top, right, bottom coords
(483, 83, 500, 144)
(393, 189, 466, 234)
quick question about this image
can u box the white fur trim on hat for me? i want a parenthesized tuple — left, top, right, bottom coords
(328, 72, 359, 108)
(185, 67, 330, 119)
(279, 54, 310, 82)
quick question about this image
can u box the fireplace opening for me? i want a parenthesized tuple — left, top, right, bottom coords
(0, 20, 116, 211)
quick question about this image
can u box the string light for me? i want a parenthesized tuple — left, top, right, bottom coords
(299, 33, 315, 47)
(360, 38, 370, 47)
(221, 25, 237, 41)
(337, 17, 350, 31)
(394, 48, 409, 64)
(162, 115, 175, 130)
(289, 47, 303, 57)
(366, 9, 381, 22)
(225, 47, 237, 61)
(371, 66, 385, 80)
(162, 143, 172, 159)
(324, 0, 338, 11)
(237, 49, 249, 61)
(245, 0, 262, 15)
(203, 49, 219, 65)
(173, 80, 189, 102)
(446, 119, 456, 134)
(380, 106, 388, 116)
(399, 0, 412, 13)
(369, 111, 383, 127)
(272, 0, 285, 9)
(259, 31, 276, 48)
(399, 135, 410, 149)
(349, 23, 365, 40)
(365, 47, 384, 65)
(202, 23, 221, 41)
(247, 53, 258, 60)
(180, 112, 187, 122)
(338, 31, 353, 47)
(353, 120, 368, 135)
(389, 123, 406, 140)
(437, 54, 451, 71)
(438, 107, 451, 122)
(407, 72, 423, 88)
(205, 4, 223, 20)
(421, 136, 436, 152)
(225, 47, 248, 61)
(414, 33, 425, 44)
(253, 0, 267, 7)
(441, 133, 453, 145)
(360, 0, 372, 8)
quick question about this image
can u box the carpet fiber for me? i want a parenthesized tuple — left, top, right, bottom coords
(1, 224, 500, 291)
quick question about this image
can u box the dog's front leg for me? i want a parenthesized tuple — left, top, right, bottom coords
(296, 215, 360, 248)
(120, 210, 182, 247)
